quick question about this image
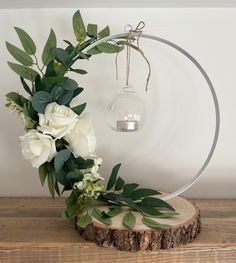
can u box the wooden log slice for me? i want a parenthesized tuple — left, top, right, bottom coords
(75, 195, 201, 251)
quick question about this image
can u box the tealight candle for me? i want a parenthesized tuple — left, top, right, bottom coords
(117, 120, 138, 132)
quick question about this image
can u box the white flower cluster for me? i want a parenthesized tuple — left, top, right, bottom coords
(6, 98, 35, 130)
(76, 158, 104, 199)
(20, 102, 96, 168)
(5, 97, 22, 113)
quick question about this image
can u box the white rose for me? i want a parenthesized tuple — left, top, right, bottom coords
(38, 102, 78, 139)
(20, 130, 57, 168)
(64, 113, 96, 158)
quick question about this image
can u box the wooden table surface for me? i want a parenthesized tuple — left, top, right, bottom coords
(0, 198, 235, 263)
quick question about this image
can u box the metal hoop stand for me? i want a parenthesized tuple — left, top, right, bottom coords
(83, 33, 220, 201)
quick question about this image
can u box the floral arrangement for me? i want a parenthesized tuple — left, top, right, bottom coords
(5, 10, 177, 230)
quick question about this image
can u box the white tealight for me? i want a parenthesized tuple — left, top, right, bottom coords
(117, 120, 138, 132)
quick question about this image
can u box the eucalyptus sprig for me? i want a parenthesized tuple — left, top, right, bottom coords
(98, 164, 178, 229)
(73, 163, 179, 230)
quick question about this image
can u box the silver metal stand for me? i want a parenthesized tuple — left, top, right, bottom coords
(83, 33, 220, 201)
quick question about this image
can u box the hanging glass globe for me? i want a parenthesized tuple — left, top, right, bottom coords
(106, 85, 145, 132)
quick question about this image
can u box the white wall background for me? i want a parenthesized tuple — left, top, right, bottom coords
(0, 8, 235, 198)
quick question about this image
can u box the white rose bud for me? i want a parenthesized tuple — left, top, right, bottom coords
(38, 102, 78, 139)
(20, 130, 57, 168)
(64, 113, 96, 158)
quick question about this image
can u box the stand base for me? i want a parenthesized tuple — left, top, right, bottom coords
(75, 195, 201, 251)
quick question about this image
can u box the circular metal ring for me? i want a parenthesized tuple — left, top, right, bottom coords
(83, 33, 220, 201)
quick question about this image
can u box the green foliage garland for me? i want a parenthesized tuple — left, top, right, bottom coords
(5, 10, 178, 230)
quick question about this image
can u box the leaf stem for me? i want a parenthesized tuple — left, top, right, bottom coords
(33, 55, 44, 76)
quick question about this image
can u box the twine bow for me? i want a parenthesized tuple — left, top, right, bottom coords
(115, 21, 151, 92)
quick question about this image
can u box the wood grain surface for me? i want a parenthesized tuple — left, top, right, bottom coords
(0, 198, 235, 262)
(76, 195, 201, 251)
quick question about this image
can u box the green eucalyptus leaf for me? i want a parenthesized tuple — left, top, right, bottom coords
(98, 26, 110, 38)
(38, 163, 48, 186)
(140, 197, 175, 211)
(106, 206, 122, 217)
(52, 48, 70, 66)
(14, 27, 36, 55)
(6, 92, 28, 107)
(101, 211, 110, 218)
(77, 52, 90, 59)
(54, 149, 71, 173)
(115, 177, 125, 191)
(77, 213, 93, 228)
(131, 188, 161, 200)
(155, 211, 179, 218)
(99, 192, 119, 203)
(54, 179, 61, 197)
(65, 45, 74, 55)
(73, 10, 86, 43)
(42, 29, 57, 65)
(31, 91, 52, 113)
(50, 84, 74, 105)
(136, 204, 163, 217)
(86, 47, 102, 55)
(65, 191, 77, 206)
(23, 103, 29, 117)
(60, 78, 78, 91)
(87, 24, 97, 37)
(47, 169, 55, 199)
(23, 101, 38, 121)
(6, 42, 33, 66)
(45, 60, 57, 77)
(122, 212, 135, 229)
(72, 103, 86, 116)
(91, 208, 111, 225)
(44, 76, 67, 85)
(97, 42, 123, 53)
(73, 87, 84, 98)
(50, 86, 63, 101)
(8, 62, 38, 81)
(64, 41, 74, 49)
(142, 217, 170, 229)
(57, 90, 74, 105)
(67, 203, 81, 218)
(72, 157, 94, 170)
(66, 171, 83, 184)
(55, 169, 69, 186)
(28, 102, 38, 120)
(20, 77, 33, 96)
(35, 75, 46, 91)
(120, 196, 138, 210)
(123, 183, 139, 196)
(106, 163, 121, 191)
(70, 68, 87, 75)
(63, 40, 74, 47)
(62, 184, 73, 192)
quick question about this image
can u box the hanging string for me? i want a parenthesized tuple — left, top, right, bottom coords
(115, 21, 151, 92)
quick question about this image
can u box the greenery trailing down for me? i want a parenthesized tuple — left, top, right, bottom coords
(5, 9, 178, 230)
(65, 163, 178, 230)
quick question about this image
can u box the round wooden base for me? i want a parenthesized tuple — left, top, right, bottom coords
(75, 195, 201, 251)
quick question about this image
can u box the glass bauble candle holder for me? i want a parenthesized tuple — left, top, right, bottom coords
(106, 85, 145, 132)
